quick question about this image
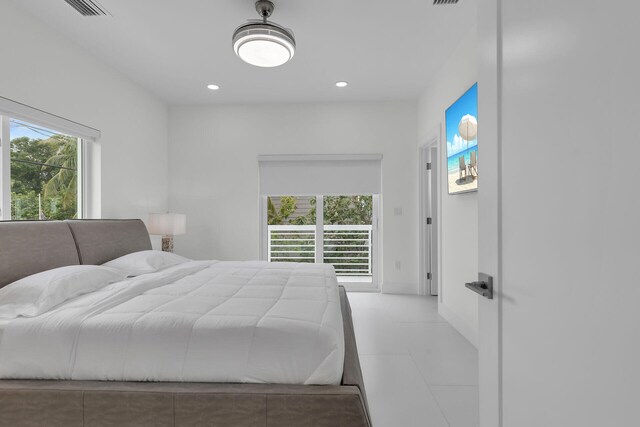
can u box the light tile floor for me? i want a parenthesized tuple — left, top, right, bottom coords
(348, 292, 479, 427)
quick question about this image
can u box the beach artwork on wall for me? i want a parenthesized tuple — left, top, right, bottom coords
(446, 83, 478, 194)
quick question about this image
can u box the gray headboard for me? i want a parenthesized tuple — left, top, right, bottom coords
(0, 219, 151, 288)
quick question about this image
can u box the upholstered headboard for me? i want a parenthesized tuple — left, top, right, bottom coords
(65, 220, 152, 265)
(0, 219, 151, 288)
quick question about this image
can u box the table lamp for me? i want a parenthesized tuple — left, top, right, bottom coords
(148, 213, 186, 252)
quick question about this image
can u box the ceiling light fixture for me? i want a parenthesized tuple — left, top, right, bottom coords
(335, 81, 348, 88)
(232, 1, 295, 68)
(207, 84, 220, 90)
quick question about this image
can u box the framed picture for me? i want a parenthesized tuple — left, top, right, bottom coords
(446, 83, 478, 194)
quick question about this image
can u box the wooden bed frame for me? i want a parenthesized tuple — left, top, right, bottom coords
(0, 219, 371, 427)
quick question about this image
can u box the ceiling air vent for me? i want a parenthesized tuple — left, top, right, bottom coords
(63, 0, 110, 16)
(433, 0, 460, 4)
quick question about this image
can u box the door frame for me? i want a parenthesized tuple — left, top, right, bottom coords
(418, 125, 442, 296)
(478, 0, 503, 425)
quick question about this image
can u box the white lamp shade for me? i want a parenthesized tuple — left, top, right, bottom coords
(148, 213, 186, 236)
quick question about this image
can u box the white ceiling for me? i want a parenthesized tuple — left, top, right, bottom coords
(12, 0, 476, 105)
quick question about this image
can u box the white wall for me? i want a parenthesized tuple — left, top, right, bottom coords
(0, 1, 169, 244)
(418, 28, 479, 345)
(485, 0, 640, 425)
(169, 102, 418, 292)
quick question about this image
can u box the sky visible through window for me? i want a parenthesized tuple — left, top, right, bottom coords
(10, 120, 61, 140)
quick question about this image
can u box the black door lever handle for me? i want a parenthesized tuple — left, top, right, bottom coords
(465, 273, 493, 299)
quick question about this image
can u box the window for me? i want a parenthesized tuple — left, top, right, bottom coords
(266, 195, 379, 289)
(258, 154, 383, 289)
(323, 195, 374, 283)
(268, 196, 316, 263)
(1, 116, 85, 220)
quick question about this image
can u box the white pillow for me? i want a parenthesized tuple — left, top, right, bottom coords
(0, 265, 128, 320)
(102, 250, 189, 276)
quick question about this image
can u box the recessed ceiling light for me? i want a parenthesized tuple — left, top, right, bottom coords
(207, 84, 220, 90)
(335, 81, 348, 88)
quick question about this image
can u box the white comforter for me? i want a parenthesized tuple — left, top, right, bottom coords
(0, 261, 344, 385)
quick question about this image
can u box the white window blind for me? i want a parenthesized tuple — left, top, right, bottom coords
(0, 96, 100, 141)
(258, 154, 382, 196)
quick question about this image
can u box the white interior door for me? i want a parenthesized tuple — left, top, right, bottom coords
(479, 1, 639, 425)
(419, 132, 440, 296)
(477, 0, 502, 425)
(428, 146, 438, 296)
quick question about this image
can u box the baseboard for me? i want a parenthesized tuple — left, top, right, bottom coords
(438, 303, 478, 348)
(381, 282, 419, 294)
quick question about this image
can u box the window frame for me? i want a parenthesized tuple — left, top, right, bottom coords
(0, 116, 9, 220)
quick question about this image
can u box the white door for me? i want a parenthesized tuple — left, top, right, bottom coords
(427, 146, 438, 296)
(419, 134, 440, 296)
(477, 0, 502, 425)
(479, 0, 640, 425)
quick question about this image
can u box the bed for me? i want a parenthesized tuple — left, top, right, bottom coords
(0, 219, 371, 427)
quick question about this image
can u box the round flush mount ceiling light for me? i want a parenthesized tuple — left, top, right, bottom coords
(207, 84, 220, 90)
(335, 81, 348, 88)
(232, 1, 296, 68)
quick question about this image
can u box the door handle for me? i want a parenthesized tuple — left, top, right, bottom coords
(465, 273, 493, 299)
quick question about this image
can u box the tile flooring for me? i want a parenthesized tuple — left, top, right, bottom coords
(348, 292, 479, 427)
